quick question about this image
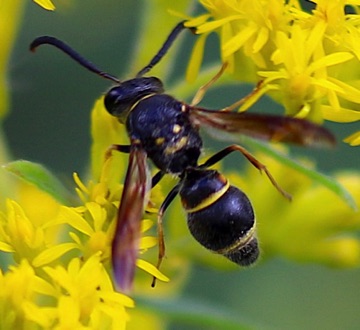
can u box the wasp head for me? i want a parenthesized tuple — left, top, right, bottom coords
(104, 77, 164, 124)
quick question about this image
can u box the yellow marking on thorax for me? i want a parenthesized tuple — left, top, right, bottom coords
(185, 180, 230, 213)
(173, 124, 182, 134)
(155, 137, 165, 145)
(164, 136, 188, 154)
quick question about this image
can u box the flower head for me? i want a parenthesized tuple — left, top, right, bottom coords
(185, 0, 360, 144)
(0, 97, 170, 327)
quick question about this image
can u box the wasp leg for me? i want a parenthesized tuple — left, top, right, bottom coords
(200, 144, 292, 201)
(191, 62, 228, 106)
(151, 171, 165, 188)
(220, 80, 265, 112)
(144, 171, 167, 214)
(104, 144, 131, 160)
(151, 184, 181, 288)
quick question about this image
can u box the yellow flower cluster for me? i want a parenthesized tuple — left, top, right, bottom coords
(0, 185, 131, 328)
(3, 2, 358, 328)
(185, 0, 360, 144)
(0, 99, 169, 328)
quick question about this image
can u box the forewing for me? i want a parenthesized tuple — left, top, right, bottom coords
(189, 108, 336, 147)
(111, 146, 149, 293)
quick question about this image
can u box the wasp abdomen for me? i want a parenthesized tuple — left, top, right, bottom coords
(180, 169, 259, 266)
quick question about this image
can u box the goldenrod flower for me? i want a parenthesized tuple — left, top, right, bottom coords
(185, 0, 301, 80)
(185, 0, 360, 144)
(1, 1, 358, 328)
(0, 193, 64, 267)
(0, 256, 133, 329)
(42, 254, 133, 329)
(0, 182, 136, 327)
(258, 25, 355, 122)
(0, 260, 53, 329)
(0, 98, 171, 327)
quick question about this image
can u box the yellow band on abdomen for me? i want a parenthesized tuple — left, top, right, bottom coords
(185, 180, 230, 213)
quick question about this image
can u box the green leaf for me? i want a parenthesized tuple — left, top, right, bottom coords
(3, 160, 72, 204)
(241, 137, 357, 210)
(135, 296, 258, 330)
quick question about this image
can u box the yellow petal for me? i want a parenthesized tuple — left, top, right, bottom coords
(32, 242, 78, 267)
(86, 202, 106, 231)
(307, 52, 354, 74)
(184, 14, 211, 27)
(186, 33, 208, 83)
(222, 24, 257, 58)
(23, 302, 55, 328)
(99, 291, 134, 308)
(252, 27, 269, 53)
(136, 259, 170, 282)
(141, 219, 154, 233)
(322, 105, 360, 122)
(139, 236, 157, 250)
(304, 20, 327, 62)
(0, 241, 14, 252)
(344, 131, 360, 146)
(328, 77, 360, 104)
(33, 0, 55, 11)
(310, 77, 345, 94)
(55, 206, 94, 236)
(196, 15, 242, 34)
(57, 296, 81, 327)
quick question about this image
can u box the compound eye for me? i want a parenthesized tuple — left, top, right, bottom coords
(104, 87, 123, 114)
(104, 86, 132, 123)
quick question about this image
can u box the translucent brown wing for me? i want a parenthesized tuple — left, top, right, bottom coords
(189, 107, 336, 148)
(111, 146, 149, 293)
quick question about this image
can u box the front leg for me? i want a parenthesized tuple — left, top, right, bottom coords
(104, 144, 131, 160)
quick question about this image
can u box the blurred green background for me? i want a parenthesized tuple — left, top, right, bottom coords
(5, 1, 360, 329)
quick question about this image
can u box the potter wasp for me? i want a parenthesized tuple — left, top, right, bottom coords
(30, 21, 335, 293)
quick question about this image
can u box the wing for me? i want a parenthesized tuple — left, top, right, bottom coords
(189, 107, 336, 148)
(111, 145, 149, 293)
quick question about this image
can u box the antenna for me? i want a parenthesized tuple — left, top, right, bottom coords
(136, 21, 188, 77)
(30, 36, 121, 84)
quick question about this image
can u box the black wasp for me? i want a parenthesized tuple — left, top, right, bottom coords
(30, 21, 335, 293)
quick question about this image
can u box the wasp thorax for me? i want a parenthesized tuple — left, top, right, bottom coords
(104, 77, 164, 123)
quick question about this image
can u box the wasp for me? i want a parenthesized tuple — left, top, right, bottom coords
(30, 21, 335, 293)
